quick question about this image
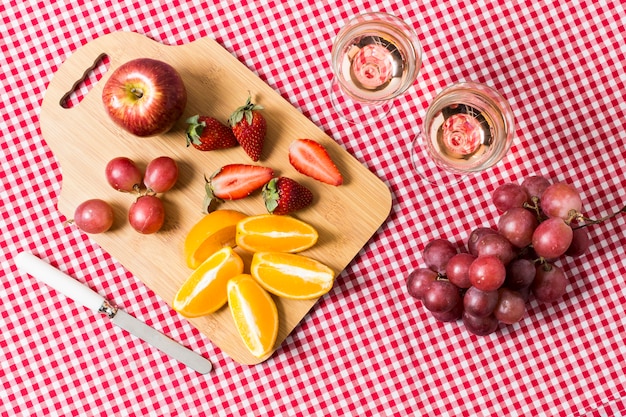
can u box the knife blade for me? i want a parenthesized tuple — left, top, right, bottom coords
(14, 251, 212, 374)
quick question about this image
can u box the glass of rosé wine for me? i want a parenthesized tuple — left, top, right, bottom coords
(329, 12, 423, 125)
(411, 82, 515, 185)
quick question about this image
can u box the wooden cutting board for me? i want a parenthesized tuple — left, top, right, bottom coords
(39, 31, 392, 365)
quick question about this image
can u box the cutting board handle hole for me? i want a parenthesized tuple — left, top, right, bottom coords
(60, 53, 110, 109)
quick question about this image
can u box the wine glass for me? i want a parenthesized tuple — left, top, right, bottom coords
(411, 82, 515, 185)
(329, 12, 423, 125)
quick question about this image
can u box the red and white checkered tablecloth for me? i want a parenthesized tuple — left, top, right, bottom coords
(2, 1, 625, 415)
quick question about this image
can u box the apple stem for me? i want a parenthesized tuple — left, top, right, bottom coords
(130, 87, 144, 99)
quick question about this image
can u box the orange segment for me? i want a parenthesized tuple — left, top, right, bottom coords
(227, 274, 279, 359)
(250, 252, 335, 299)
(235, 214, 318, 253)
(173, 247, 244, 318)
(184, 210, 247, 269)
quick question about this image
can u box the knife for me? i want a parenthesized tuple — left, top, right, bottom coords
(14, 252, 212, 374)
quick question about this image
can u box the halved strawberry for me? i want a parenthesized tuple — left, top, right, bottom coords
(288, 138, 343, 186)
(262, 177, 314, 215)
(204, 164, 274, 212)
(185, 115, 238, 151)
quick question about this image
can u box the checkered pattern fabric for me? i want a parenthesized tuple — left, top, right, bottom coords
(2, 1, 625, 415)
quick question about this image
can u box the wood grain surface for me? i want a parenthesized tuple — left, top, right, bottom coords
(39, 32, 392, 365)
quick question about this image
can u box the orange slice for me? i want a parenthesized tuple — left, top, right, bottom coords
(184, 210, 247, 269)
(173, 247, 244, 318)
(235, 214, 318, 253)
(227, 274, 279, 359)
(250, 252, 335, 299)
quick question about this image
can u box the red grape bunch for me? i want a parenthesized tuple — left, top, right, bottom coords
(407, 175, 625, 336)
(71, 156, 179, 235)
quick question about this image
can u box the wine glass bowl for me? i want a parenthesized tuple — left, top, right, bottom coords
(412, 82, 515, 184)
(329, 12, 423, 124)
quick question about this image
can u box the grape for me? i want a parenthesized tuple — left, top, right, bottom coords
(532, 263, 568, 303)
(462, 311, 499, 336)
(105, 157, 143, 192)
(468, 255, 506, 291)
(73, 199, 114, 234)
(515, 286, 531, 302)
(566, 226, 590, 257)
(540, 182, 582, 220)
(497, 207, 538, 248)
(521, 175, 550, 200)
(422, 280, 461, 313)
(422, 239, 457, 274)
(467, 227, 498, 256)
(445, 253, 476, 288)
(144, 156, 179, 193)
(531, 217, 573, 259)
(431, 301, 463, 322)
(406, 175, 609, 336)
(476, 233, 516, 265)
(463, 286, 498, 317)
(406, 268, 438, 300)
(128, 195, 165, 234)
(494, 288, 526, 324)
(492, 183, 528, 213)
(505, 258, 536, 290)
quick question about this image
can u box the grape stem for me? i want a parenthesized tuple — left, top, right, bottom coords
(523, 197, 546, 221)
(538, 262, 552, 271)
(572, 205, 626, 229)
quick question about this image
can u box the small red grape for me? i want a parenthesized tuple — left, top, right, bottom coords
(463, 286, 498, 317)
(521, 175, 550, 200)
(476, 233, 516, 265)
(540, 182, 582, 220)
(566, 227, 591, 257)
(422, 239, 458, 274)
(505, 258, 536, 290)
(446, 253, 476, 288)
(105, 157, 143, 192)
(494, 288, 526, 324)
(467, 227, 498, 256)
(531, 217, 573, 259)
(144, 156, 179, 193)
(532, 263, 568, 303)
(469, 255, 506, 291)
(462, 311, 499, 336)
(128, 195, 165, 234)
(73, 199, 114, 234)
(492, 183, 528, 213)
(422, 280, 461, 313)
(431, 301, 463, 322)
(406, 268, 438, 301)
(497, 207, 538, 248)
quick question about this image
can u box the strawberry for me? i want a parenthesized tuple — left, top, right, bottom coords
(204, 164, 274, 212)
(288, 138, 343, 186)
(185, 115, 238, 151)
(262, 177, 314, 215)
(228, 94, 266, 161)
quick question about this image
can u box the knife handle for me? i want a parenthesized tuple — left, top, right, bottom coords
(14, 252, 106, 313)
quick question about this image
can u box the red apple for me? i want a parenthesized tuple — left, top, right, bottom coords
(102, 58, 187, 137)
